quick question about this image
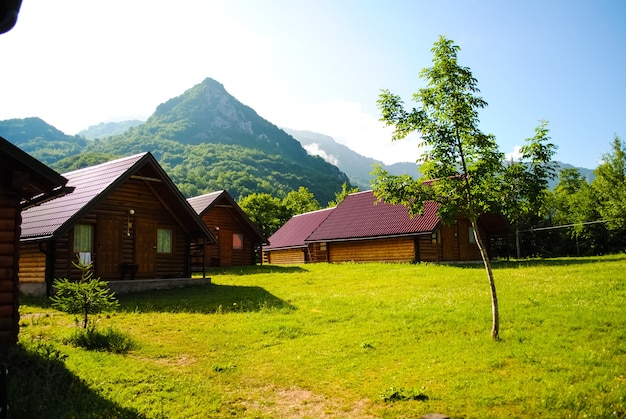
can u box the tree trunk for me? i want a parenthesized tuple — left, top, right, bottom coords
(515, 224, 521, 259)
(471, 219, 500, 340)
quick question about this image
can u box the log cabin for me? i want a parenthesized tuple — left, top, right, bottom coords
(0, 137, 71, 345)
(262, 207, 334, 264)
(19, 153, 215, 296)
(265, 190, 509, 264)
(187, 190, 267, 267)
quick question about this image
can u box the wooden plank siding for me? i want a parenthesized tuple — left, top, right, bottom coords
(265, 248, 306, 265)
(17, 242, 46, 283)
(21, 177, 193, 284)
(0, 190, 19, 344)
(328, 236, 418, 263)
(198, 206, 256, 267)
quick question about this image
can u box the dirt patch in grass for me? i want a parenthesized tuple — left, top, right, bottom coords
(238, 385, 375, 418)
(153, 353, 197, 367)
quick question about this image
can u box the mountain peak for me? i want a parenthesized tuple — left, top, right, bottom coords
(143, 78, 308, 159)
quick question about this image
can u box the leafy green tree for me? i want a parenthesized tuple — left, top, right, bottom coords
(238, 193, 291, 237)
(283, 187, 320, 215)
(328, 182, 359, 207)
(549, 168, 606, 255)
(374, 36, 504, 339)
(593, 136, 626, 232)
(501, 120, 558, 258)
(51, 258, 119, 329)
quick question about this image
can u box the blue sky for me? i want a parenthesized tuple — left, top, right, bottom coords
(1, 0, 624, 169)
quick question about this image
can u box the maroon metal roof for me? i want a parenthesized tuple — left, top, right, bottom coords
(305, 190, 440, 242)
(187, 191, 223, 215)
(264, 207, 334, 250)
(21, 153, 147, 239)
(187, 190, 267, 244)
(20, 153, 215, 243)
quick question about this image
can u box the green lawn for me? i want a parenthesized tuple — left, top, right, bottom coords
(14, 256, 626, 418)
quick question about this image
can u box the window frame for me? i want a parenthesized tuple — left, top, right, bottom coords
(157, 227, 173, 254)
(232, 233, 244, 250)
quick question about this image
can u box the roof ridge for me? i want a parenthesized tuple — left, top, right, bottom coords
(187, 190, 224, 202)
(61, 152, 149, 176)
(293, 207, 334, 217)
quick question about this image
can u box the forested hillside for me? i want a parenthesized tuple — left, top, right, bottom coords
(0, 117, 87, 165)
(0, 78, 351, 204)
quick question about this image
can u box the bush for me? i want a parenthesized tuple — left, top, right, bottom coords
(51, 257, 119, 329)
(64, 326, 136, 353)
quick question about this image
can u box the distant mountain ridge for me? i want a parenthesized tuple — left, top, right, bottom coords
(285, 128, 595, 189)
(0, 78, 350, 204)
(283, 128, 420, 189)
(0, 117, 87, 165)
(0, 77, 596, 199)
(78, 120, 143, 140)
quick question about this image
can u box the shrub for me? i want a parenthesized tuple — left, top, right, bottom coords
(50, 257, 119, 329)
(64, 325, 136, 353)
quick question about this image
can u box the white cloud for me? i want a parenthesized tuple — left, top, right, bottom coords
(505, 145, 523, 162)
(302, 143, 340, 166)
(256, 99, 423, 165)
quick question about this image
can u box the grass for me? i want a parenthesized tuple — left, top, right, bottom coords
(13, 255, 626, 418)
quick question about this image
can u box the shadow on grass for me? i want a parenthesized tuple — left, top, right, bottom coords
(451, 254, 626, 269)
(201, 264, 309, 276)
(3, 342, 144, 418)
(118, 283, 296, 314)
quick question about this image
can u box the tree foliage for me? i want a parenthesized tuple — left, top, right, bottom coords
(283, 187, 321, 215)
(373, 36, 503, 339)
(593, 135, 626, 231)
(51, 258, 119, 329)
(238, 193, 291, 237)
(328, 182, 360, 207)
(501, 120, 558, 257)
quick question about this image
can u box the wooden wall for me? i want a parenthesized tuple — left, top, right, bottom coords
(0, 188, 19, 345)
(328, 237, 417, 263)
(308, 242, 328, 263)
(264, 248, 305, 265)
(17, 242, 46, 283)
(416, 234, 440, 262)
(19, 176, 194, 286)
(198, 205, 256, 267)
(416, 219, 487, 263)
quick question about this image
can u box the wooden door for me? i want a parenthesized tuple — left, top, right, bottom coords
(97, 215, 122, 278)
(441, 224, 456, 261)
(135, 219, 156, 277)
(219, 228, 233, 267)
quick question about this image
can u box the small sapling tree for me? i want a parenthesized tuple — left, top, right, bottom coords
(374, 36, 504, 339)
(51, 256, 119, 329)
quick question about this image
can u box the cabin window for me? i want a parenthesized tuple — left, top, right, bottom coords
(431, 231, 439, 244)
(233, 233, 244, 250)
(74, 224, 93, 265)
(157, 228, 173, 253)
(468, 226, 476, 244)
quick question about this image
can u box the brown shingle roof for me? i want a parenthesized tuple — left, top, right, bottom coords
(305, 190, 440, 242)
(264, 207, 334, 250)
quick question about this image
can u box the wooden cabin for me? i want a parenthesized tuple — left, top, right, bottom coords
(0, 137, 70, 344)
(19, 153, 215, 296)
(188, 190, 267, 267)
(263, 207, 334, 264)
(265, 190, 508, 265)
